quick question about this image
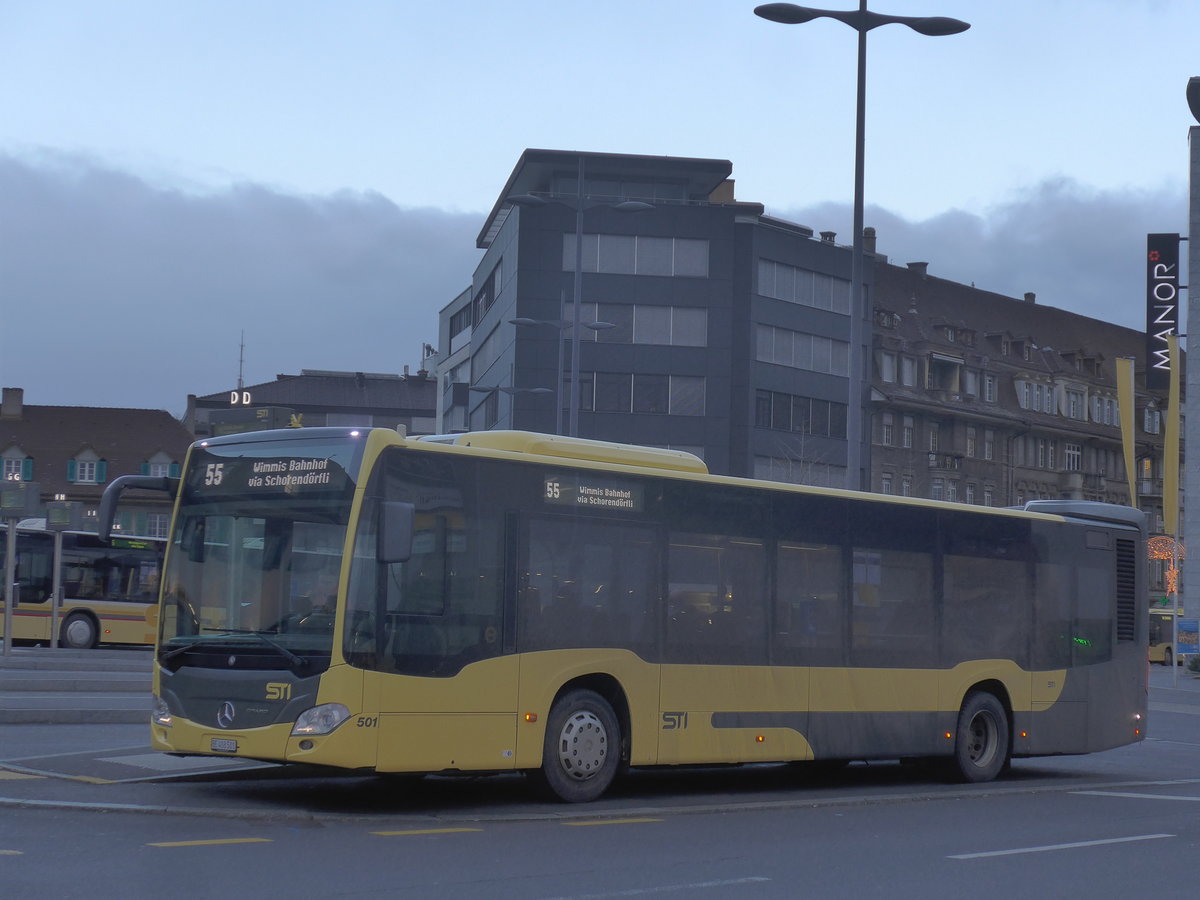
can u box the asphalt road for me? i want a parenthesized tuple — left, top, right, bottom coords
(1, 665, 1197, 899)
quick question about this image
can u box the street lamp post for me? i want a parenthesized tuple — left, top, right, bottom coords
(511, 311, 616, 435)
(508, 158, 652, 437)
(755, 2, 969, 491)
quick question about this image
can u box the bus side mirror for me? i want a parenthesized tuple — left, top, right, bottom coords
(378, 501, 414, 564)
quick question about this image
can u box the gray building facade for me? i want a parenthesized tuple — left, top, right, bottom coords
(435, 149, 867, 484)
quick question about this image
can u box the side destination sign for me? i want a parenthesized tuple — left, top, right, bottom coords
(544, 474, 643, 512)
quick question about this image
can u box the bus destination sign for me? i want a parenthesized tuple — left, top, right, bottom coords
(544, 474, 643, 512)
(187, 451, 350, 503)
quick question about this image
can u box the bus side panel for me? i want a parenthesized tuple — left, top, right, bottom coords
(658, 664, 813, 764)
(373, 655, 520, 773)
(805, 667, 946, 760)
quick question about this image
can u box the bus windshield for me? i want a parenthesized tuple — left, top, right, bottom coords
(158, 432, 364, 672)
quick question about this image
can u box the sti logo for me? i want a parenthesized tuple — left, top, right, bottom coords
(265, 682, 292, 701)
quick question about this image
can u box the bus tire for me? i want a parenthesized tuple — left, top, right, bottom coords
(1164, 648, 1174, 667)
(534, 689, 620, 803)
(950, 691, 1009, 783)
(60, 612, 98, 650)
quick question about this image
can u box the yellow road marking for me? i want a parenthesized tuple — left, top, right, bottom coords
(148, 838, 273, 848)
(0, 850, 23, 855)
(563, 818, 663, 827)
(371, 828, 483, 836)
(0, 771, 44, 781)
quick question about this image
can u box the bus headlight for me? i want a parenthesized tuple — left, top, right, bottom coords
(152, 696, 173, 727)
(291, 703, 351, 736)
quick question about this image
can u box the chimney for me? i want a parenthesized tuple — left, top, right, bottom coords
(820, 231, 837, 243)
(1024, 292, 1037, 304)
(863, 226, 877, 255)
(1, 387, 23, 420)
(907, 261, 928, 277)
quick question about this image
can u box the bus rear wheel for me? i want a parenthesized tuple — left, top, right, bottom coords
(60, 612, 98, 649)
(950, 691, 1009, 783)
(534, 689, 620, 803)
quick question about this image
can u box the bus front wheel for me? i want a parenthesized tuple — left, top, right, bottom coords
(950, 691, 1010, 783)
(535, 689, 620, 803)
(60, 613, 98, 650)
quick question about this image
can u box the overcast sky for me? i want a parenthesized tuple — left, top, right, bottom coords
(0, 0, 1194, 415)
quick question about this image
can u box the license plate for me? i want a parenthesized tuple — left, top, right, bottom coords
(210, 738, 238, 753)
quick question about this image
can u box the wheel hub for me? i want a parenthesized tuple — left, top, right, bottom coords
(557, 710, 608, 781)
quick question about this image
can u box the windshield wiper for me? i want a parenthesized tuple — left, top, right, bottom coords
(161, 630, 308, 669)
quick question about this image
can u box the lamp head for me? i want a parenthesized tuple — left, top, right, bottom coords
(1189, 77, 1200, 125)
(754, 3, 820, 24)
(906, 16, 970, 36)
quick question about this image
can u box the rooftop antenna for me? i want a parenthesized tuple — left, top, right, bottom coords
(237, 331, 245, 390)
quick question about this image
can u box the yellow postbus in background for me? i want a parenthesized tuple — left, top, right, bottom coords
(0, 526, 165, 648)
(101, 427, 1148, 802)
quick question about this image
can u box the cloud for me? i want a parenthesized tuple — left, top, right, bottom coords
(771, 177, 1187, 332)
(0, 151, 482, 415)
(1, 153, 1183, 419)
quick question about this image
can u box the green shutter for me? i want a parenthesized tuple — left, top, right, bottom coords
(67, 459, 76, 482)
(21, 458, 32, 481)
(169, 462, 181, 478)
(140, 462, 149, 476)
(96, 461, 108, 483)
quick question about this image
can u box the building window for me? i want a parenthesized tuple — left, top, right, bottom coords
(569, 234, 709, 277)
(965, 426, 976, 458)
(880, 413, 894, 446)
(1144, 408, 1161, 434)
(901, 476, 912, 497)
(1067, 390, 1085, 420)
(880, 352, 897, 383)
(756, 325, 850, 376)
(962, 369, 978, 395)
(1037, 439, 1047, 469)
(75, 461, 97, 483)
(757, 259, 851, 314)
(3, 458, 24, 482)
(591, 373, 705, 416)
(931, 478, 944, 501)
(902, 417, 914, 449)
(146, 513, 169, 539)
(984, 430, 995, 461)
(1065, 443, 1082, 471)
(928, 424, 939, 453)
(901, 357, 916, 386)
(947, 481, 958, 503)
(881, 474, 893, 494)
(965, 483, 976, 505)
(756, 390, 846, 438)
(983, 488, 993, 506)
(585, 303, 708, 347)
(984, 375, 997, 403)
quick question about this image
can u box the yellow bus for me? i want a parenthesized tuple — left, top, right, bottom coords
(1149, 608, 1198, 665)
(0, 526, 165, 648)
(100, 427, 1148, 802)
